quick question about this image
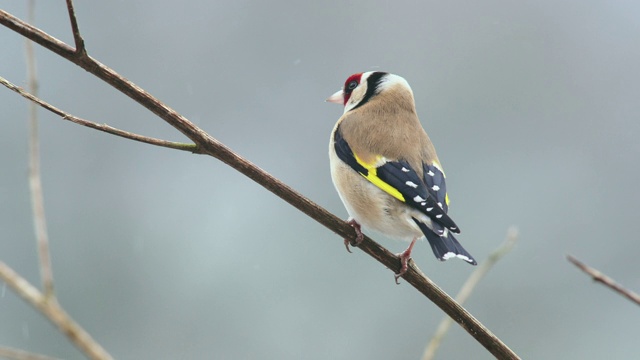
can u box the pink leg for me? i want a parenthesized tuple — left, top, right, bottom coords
(394, 237, 417, 284)
(344, 218, 364, 253)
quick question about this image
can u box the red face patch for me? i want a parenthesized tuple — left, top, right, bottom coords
(342, 73, 363, 105)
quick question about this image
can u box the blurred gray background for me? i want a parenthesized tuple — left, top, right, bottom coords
(2, 1, 640, 359)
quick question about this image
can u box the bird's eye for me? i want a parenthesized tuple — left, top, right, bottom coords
(347, 80, 358, 91)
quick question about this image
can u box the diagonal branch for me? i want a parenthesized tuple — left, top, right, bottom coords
(65, 0, 85, 55)
(567, 255, 640, 306)
(0, 9, 519, 359)
(0, 76, 199, 153)
(0, 262, 113, 360)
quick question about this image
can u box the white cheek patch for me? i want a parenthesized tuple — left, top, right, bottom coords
(343, 100, 357, 114)
(344, 84, 369, 113)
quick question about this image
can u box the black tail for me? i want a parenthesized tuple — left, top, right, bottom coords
(414, 219, 477, 265)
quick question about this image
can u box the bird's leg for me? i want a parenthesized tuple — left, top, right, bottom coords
(394, 237, 417, 284)
(344, 218, 364, 253)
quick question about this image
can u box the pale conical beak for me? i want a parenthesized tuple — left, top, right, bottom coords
(325, 89, 344, 104)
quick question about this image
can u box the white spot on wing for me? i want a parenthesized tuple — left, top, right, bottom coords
(426, 207, 433, 211)
(436, 214, 443, 219)
(442, 252, 456, 260)
(406, 181, 418, 188)
(432, 185, 440, 191)
(432, 162, 444, 173)
(401, 167, 410, 172)
(442, 252, 472, 263)
(427, 170, 435, 176)
(437, 202, 443, 209)
(413, 195, 426, 202)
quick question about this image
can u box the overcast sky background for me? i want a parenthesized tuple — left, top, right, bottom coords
(2, 1, 640, 359)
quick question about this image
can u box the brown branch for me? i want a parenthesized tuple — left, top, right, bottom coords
(567, 255, 640, 306)
(422, 227, 518, 360)
(65, 0, 85, 55)
(0, 262, 113, 360)
(0, 346, 62, 360)
(0, 10, 519, 359)
(0, 77, 199, 153)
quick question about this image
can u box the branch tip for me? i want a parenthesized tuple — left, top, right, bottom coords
(567, 255, 640, 306)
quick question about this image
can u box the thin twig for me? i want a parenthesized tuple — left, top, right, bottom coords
(0, 262, 114, 360)
(567, 255, 640, 306)
(0, 346, 62, 360)
(25, 0, 54, 300)
(422, 227, 518, 360)
(65, 0, 85, 55)
(0, 77, 199, 153)
(0, 10, 519, 359)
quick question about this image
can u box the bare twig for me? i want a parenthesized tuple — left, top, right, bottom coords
(422, 227, 518, 360)
(567, 255, 640, 306)
(0, 346, 62, 360)
(25, 0, 54, 300)
(0, 262, 113, 360)
(65, 0, 85, 55)
(0, 9, 520, 359)
(0, 77, 199, 153)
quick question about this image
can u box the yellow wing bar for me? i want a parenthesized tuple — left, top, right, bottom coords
(353, 154, 406, 203)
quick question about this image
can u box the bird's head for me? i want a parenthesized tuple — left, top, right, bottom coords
(326, 71, 414, 114)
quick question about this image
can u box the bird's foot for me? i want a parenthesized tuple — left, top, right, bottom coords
(344, 218, 364, 253)
(394, 238, 417, 284)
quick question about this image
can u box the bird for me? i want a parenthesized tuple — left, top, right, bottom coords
(327, 71, 477, 282)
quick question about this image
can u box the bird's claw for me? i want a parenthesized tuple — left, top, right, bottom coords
(394, 252, 411, 284)
(394, 238, 417, 284)
(344, 219, 364, 253)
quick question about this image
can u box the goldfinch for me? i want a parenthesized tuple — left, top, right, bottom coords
(327, 71, 477, 280)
